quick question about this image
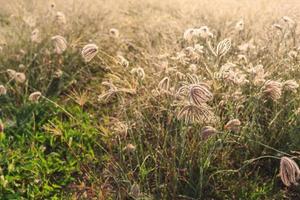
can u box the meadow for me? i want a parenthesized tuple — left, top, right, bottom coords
(0, 0, 300, 199)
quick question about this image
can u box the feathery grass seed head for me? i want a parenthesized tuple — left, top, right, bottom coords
(51, 35, 67, 54)
(195, 26, 213, 39)
(280, 157, 300, 187)
(282, 16, 296, 28)
(82, 44, 98, 62)
(216, 38, 231, 58)
(177, 102, 215, 124)
(56, 11, 67, 25)
(109, 28, 120, 38)
(177, 80, 213, 105)
(262, 80, 282, 100)
(283, 80, 299, 92)
(224, 119, 241, 132)
(15, 72, 26, 83)
(31, 29, 41, 43)
(123, 144, 136, 153)
(201, 126, 217, 140)
(235, 19, 245, 31)
(158, 77, 170, 92)
(130, 67, 145, 80)
(0, 85, 6, 95)
(29, 91, 42, 103)
(117, 55, 129, 68)
(7, 69, 16, 79)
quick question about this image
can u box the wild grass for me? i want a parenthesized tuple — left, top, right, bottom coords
(0, 0, 300, 199)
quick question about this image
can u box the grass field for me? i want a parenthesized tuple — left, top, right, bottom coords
(0, 0, 300, 199)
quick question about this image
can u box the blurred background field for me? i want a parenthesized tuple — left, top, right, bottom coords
(0, 0, 300, 199)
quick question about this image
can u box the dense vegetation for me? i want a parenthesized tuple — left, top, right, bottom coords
(0, 0, 300, 199)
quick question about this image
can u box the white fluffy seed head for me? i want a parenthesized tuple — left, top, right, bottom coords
(158, 77, 170, 92)
(189, 84, 212, 105)
(82, 44, 98, 62)
(248, 65, 268, 86)
(216, 38, 231, 58)
(54, 69, 63, 78)
(201, 126, 217, 140)
(0, 85, 7, 95)
(176, 71, 185, 80)
(282, 16, 296, 28)
(29, 91, 42, 103)
(7, 69, 16, 79)
(273, 23, 283, 30)
(183, 28, 195, 41)
(262, 80, 282, 101)
(123, 143, 136, 152)
(283, 80, 299, 92)
(117, 55, 129, 68)
(56, 11, 67, 25)
(177, 102, 215, 124)
(51, 35, 67, 54)
(183, 26, 213, 41)
(15, 72, 26, 83)
(195, 26, 214, 39)
(237, 54, 247, 63)
(177, 82, 213, 105)
(288, 50, 297, 59)
(31, 28, 41, 43)
(280, 157, 300, 187)
(109, 28, 120, 38)
(194, 44, 204, 53)
(224, 119, 241, 132)
(19, 64, 26, 70)
(188, 64, 197, 73)
(235, 19, 245, 31)
(130, 67, 145, 80)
